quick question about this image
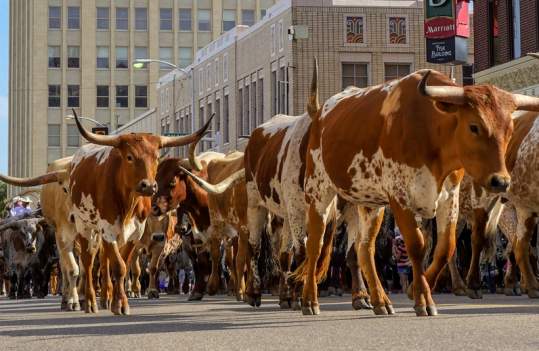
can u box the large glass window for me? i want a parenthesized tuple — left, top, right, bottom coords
(159, 47, 173, 69)
(67, 125, 80, 147)
(384, 63, 411, 81)
(242, 10, 255, 27)
(97, 85, 109, 108)
(48, 46, 61, 68)
(49, 7, 61, 29)
(388, 17, 407, 45)
(67, 85, 80, 107)
(135, 8, 147, 30)
(198, 10, 211, 32)
(116, 8, 128, 30)
(223, 10, 236, 32)
(48, 124, 61, 146)
(346, 16, 365, 44)
(160, 8, 173, 30)
(96, 7, 110, 30)
(97, 46, 109, 69)
(68, 7, 80, 29)
(116, 85, 128, 108)
(178, 47, 192, 68)
(342, 63, 368, 88)
(116, 47, 128, 69)
(48, 85, 61, 107)
(135, 86, 148, 108)
(179, 9, 192, 31)
(223, 93, 229, 143)
(67, 46, 80, 68)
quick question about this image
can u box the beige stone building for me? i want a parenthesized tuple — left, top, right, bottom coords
(121, 0, 473, 156)
(8, 0, 276, 195)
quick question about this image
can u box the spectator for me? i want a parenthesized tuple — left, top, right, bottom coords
(392, 226, 411, 293)
(9, 197, 27, 217)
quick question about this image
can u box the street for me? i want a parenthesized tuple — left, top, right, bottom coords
(1, 293, 538, 351)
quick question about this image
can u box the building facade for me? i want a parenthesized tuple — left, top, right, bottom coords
(8, 0, 276, 196)
(473, 0, 539, 96)
(120, 0, 473, 156)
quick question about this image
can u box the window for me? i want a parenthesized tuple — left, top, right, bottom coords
(116, 85, 128, 108)
(223, 54, 229, 82)
(205, 103, 212, 150)
(258, 77, 264, 125)
(159, 47, 173, 69)
(48, 85, 61, 107)
(134, 47, 148, 69)
(342, 63, 368, 88)
(160, 8, 172, 30)
(278, 21, 284, 51)
(388, 17, 407, 45)
(463, 64, 474, 86)
(384, 63, 411, 81)
(199, 105, 205, 148)
(251, 79, 257, 131)
(271, 70, 277, 116)
(215, 97, 221, 141)
(68, 7, 80, 29)
(346, 16, 365, 44)
(279, 67, 286, 114)
(67, 125, 80, 147)
(271, 24, 276, 56)
(48, 124, 61, 146)
(215, 58, 219, 86)
(116, 8, 128, 30)
(49, 7, 61, 29)
(179, 9, 192, 31)
(243, 84, 250, 135)
(67, 85, 80, 107)
(135, 86, 148, 108)
(97, 46, 109, 68)
(223, 92, 229, 143)
(178, 47, 192, 68)
(261, 9, 267, 18)
(97, 85, 109, 107)
(238, 87, 243, 136)
(223, 10, 236, 32)
(68, 46, 80, 68)
(97, 7, 110, 30)
(242, 10, 255, 27)
(116, 47, 128, 69)
(135, 8, 147, 30)
(48, 46, 60, 68)
(198, 10, 211, 32)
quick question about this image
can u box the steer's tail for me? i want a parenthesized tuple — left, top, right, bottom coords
(307, 57, 320, 119)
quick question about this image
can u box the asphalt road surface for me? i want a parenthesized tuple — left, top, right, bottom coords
(1, 293, 538, 351)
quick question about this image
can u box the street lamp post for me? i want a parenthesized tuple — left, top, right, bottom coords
(132, 58, 200, 150)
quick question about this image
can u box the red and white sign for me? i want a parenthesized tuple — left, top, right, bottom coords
(424, 17, 456, 39)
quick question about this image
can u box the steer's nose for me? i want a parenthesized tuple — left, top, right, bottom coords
(488, 174, 510, 193)
(26, 245, 36, 254)
(137, 179, 158, 196)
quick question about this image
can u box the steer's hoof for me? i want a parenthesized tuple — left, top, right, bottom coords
(352, 297, 372, 310)
(466, 289, 482, 299)
(453, 288, 467, 296)
(386, 304, 395, 315)
(86, 303, 98, 314)
(291, 299, 301, 311)
(426, 305, 438, 316)
(147, 290, 160, 299)
(188, 292, 203, 301)
(134, 292, 142, 299)
(60, 300, 69, 311)
(414, 305, 429, 317)
(246, 294, 261, 307)
(236, 293, 244, 302)
(127, 291, 134, 298)
(279, 299, 291, 309)
(121, 305, 130, 316)
(373, 305, 388, 316)
(301, 302, 320, 316)
(72, 302, 81, 311)
(527, 288, 539, 298)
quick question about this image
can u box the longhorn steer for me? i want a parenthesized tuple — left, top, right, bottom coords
(300, 68, 539, 317)
(0, 110, 212, 315)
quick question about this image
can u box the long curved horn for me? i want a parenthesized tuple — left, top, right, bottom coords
(527, 53, 539, 59)
(0, 220, 18, 232)
(179, 166, 245, 195)
(188, 113, 215, 172)
(72, 109, 120, 147)
(418, 70, 466, 105)
(0, 170, 68, 187)
(512, 93, 539, 112)
(160, 113, 214, 148)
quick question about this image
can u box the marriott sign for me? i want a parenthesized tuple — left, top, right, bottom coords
(425, 0, 469, 64)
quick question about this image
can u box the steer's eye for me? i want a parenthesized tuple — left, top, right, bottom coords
(126, 154, 134, 162)
(469, 124, 480, 135)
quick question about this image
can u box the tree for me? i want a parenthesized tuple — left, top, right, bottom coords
(0, 182, 7, 217)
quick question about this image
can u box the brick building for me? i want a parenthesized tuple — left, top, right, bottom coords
(473, 0, 539, 96)
(118, 0, 474, 156)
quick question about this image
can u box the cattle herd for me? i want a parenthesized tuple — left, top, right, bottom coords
(2, 58, 539, 319)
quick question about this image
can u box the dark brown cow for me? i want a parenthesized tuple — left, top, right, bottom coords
(0, 110, 212, 315)
(300, 68, 539, 317)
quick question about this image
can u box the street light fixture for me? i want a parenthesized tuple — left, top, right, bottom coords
(132, 58, 189, 75)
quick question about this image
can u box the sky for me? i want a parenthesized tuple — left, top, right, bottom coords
(0, 0, 8, 174)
